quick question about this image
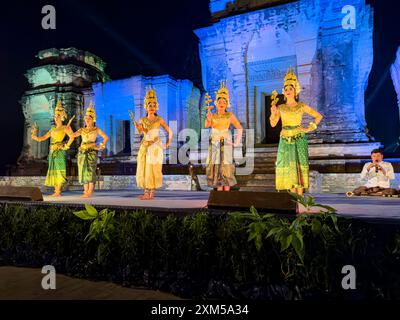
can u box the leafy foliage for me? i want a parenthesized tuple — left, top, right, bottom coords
(288, 192, 337, 214)
(0, 203, 400, 300)
(73, 204, 116, 263)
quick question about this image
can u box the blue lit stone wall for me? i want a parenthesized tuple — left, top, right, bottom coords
(391, 47, 400, 110)
(196, 0, 374, 144)
(90, 75, 201, 157)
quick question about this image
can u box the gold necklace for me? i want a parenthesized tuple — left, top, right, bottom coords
(83, 127, 97, 133)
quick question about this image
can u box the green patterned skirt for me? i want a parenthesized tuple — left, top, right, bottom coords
(275, 129, 309, 190)
(78, 150, 98, 184)
(45, 150, 67, 187)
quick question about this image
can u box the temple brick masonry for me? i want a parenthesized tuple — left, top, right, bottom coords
(20, 48, 108, 160)
(195, 0, 375, 145)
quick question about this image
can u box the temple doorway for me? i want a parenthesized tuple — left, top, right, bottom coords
(262, 94, 284, 144)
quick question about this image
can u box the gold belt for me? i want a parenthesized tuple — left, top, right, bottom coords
(79, 143, 96, 152)
(141, 137, 159, 147)
(281, 127, 302, 138)
(50, 142, 65, 151)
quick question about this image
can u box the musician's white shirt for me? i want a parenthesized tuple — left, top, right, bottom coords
(360, 161, 395, 188)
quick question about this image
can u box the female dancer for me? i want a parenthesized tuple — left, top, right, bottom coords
(130, 88, 172, 200)
(66, 102, 108, 198)
(270, 68, 323, 195)
(31, 101, 74, 197)
(205, 81, 243, 191)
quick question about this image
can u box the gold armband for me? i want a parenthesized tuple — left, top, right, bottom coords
(308, 122, 317, 131)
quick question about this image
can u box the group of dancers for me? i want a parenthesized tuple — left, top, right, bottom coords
(31, 68, 324, 199)
(31, 101, 109, 198)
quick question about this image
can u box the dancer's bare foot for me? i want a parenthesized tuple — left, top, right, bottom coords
(149, 190, 155, 200)
(139, 190, 150, 200)
(82, 192, 93, 198)
(50, 193, 61, 197)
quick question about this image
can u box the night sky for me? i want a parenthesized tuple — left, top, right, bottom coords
(365, 0, 400, 152)
(0, 0, 210, 174)
(0, 0, 399, 174)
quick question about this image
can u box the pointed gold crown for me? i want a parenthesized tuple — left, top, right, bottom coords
(144, 87, 159, 110)
(54, 100, 67, 121)
(283, 67, 301, 95)
(85, 101, 96, 122)
(214, 80, 230, 108)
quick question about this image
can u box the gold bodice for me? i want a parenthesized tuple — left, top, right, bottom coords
(140, 116, 162, 142)
(80, 127, 98, 144)
(211, 112, 232, 130)
(277, 102, 320, 137)
(49, 126, 67, 151)
(210, 112, 232, 141)
(50, 126, 67, 143)
(78, 127, 99, 152)
(278, 103, 306, 127)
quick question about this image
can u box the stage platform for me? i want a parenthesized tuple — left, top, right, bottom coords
(43, 190, 209, 212)
(4, 190, 394, 222)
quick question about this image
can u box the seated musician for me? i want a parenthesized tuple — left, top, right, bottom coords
(352, 149, 397, 196)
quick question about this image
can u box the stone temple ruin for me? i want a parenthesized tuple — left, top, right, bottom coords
(6, 0, 400, 193)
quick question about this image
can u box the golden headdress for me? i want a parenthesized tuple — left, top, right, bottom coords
(144, 87, 159, 110)
(85, 101, 96, 122)
(283, 67, 301, 96)
(214, 80, 230, 108)
(54, 100, 67, 121)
